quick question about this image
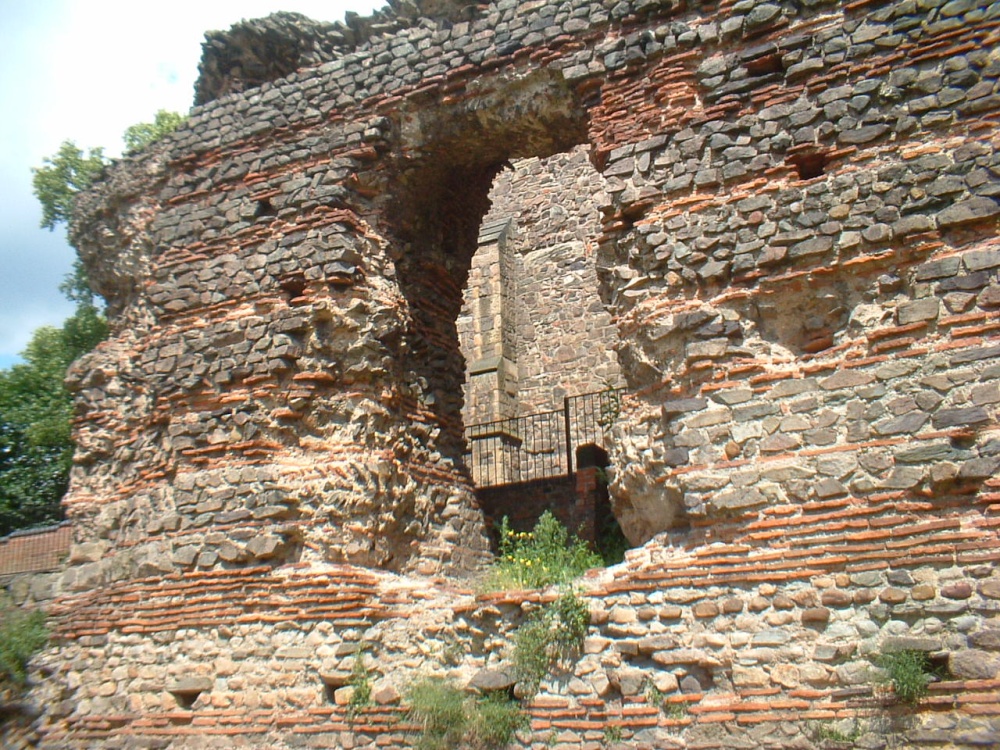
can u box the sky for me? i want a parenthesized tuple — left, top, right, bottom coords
(0, 0, 383, 369)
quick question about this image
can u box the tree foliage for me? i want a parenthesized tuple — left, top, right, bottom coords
(123, 110, 186, 154)
(7, 110, 183, 535)
(0, 306, 107, 535)
(30, 141, 107, 231)
(32, 110, 185, 232)
(0, 600, 48, 688)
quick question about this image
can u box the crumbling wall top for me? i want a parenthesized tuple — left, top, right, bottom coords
(194, 1, 485, 105)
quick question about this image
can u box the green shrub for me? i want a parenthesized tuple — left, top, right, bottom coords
(406, 677, 523, 750)
(811, 719, 862, 743)
(513, 590, 590, 696)
(0, 603, 48, 687)
(467, 692, 526, 749)
(602, 724, 623, 745)
(122, 110, 187, 154)
(873, 649, 937, 705)
(407, 677, 469, 750)
(486, 511, 602, 591)
(347, 649, 372, 716)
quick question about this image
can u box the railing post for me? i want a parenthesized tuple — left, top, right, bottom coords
(563, 396, 573, 478)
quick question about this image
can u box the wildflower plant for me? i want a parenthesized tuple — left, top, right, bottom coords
(486, 511, 601, 591)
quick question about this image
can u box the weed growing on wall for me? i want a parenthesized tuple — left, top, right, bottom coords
(486, 511, 601, 591)
(407, 677, 466, 750)
(513, 589, 590, 696)
(645, 681, 666, 711)
(602, 724, 623, 745)
(810, 719, 863, 744)
(406, 676, 524, 750)
(467, 692, 527, 749)
(872, 649, 939, 705)
(347, 649, 373, 716)
(0, 601, 48, 688)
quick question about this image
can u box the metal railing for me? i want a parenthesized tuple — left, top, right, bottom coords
(464, 388, 624, 487)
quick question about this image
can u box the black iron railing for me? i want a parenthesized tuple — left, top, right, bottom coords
(464, 388, 624, 487)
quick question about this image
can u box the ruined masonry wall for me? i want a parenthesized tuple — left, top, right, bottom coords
(16, 0, 1000, 747)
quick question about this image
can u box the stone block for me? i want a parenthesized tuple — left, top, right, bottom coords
(894, 440, 956, 462)
(372, 684, 400, 705)
(469, 668, 516, 693)
(820, 370, 875, 390)
(980, 579, 1000, 599)
(660, 398, 707, 417)
(938, 196, 1000, 227)
(637, 635, 678, 654)
(978, 285, 1000, 308)
(753, 630, 790, 646)
(68, 542, 108, 564)
(821, 589, 852, 607)
(693, 601, 719, 618)
(333, 686, 357, 706)
(969, 629, 1000, 651)
(932, 406, 989, 429)
(612, 667, 646, 696)
(789, 236, 833, 258)
(770, 664, 800, 688)
(247, 534, 285, 559)
(912, 584, 936, 600)
(882, 637, 942, 653)
(897, 297, 940, 324)
(801, 607, 830, 625)
(959, 457, 1000, 480)
(880, 467, 924, 489)
(733, 666, 768, 687)
(964, 247, 1000, 272)
(879, 587, 908, 604)
(949, 649, 1000, 680)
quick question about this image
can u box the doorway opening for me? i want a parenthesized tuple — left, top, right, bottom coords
(457, 148, 626, 553)
(384, 70, 628, 556)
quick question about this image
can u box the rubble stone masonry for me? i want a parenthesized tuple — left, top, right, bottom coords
(9, 0, 1000, 747)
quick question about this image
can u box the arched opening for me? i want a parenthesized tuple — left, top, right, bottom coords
(458, 148, 626, 554)
(382, 70, 628, 556)
(386, 68, 591, 464)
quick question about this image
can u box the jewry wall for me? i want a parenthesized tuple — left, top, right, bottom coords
(7, 0, 1000, 747)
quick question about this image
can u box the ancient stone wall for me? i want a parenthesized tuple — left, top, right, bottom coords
(12, 0, 1000, 747)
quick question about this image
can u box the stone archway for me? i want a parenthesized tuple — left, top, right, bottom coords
(381, 68, 592, 467)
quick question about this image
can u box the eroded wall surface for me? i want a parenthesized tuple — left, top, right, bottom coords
(16, 0, 1000, 746)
